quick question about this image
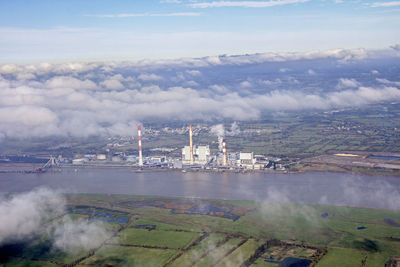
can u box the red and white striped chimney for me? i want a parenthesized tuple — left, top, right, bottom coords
(138, 124, 143, 166)
(222, 139, 227, 166)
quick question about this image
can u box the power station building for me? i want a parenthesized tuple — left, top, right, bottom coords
(182, 125, 211, 165)
(239, 152, 255, 165)
(182, 145, 210, 165)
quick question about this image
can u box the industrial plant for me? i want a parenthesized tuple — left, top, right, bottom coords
(67, 124, 284, 172)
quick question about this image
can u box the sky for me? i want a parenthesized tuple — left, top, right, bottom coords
(0, 0, 400, 63)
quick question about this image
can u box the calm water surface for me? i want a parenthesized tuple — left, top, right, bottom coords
(0, 168, 399, 209)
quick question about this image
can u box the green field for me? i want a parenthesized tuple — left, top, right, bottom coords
(112, 228, 200, 249)
(1, 194, 400, 266)
(79, 246, 178, 266)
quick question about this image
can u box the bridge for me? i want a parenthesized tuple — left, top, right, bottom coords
(34, 156, 58, 173)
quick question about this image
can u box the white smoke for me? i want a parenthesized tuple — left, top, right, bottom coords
(226, 122, 240, 136)
(0, 188, 110, 252)
(210, 122, 241, 151)
(210, 124, 225, 151)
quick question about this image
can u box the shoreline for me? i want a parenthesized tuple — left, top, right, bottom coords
(1, 162, 400, 177)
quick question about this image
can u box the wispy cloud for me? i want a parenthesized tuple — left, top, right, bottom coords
(85, 12, 201, 18)
(370, 1, 400, 7)
(188, 0, 310, 8)
(160, 0, 182, 3)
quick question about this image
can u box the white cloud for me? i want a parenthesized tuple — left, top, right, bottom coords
(189, 0, 310, 8)
(0, 188, 64, 244)
(0, 188, 110, 252)
(240, 81, 252, 88)
(186, 70, 202, 76)
(376, 78, 400, 86)
(308, 69, 316, 75)
(259, 78, 282, 86)
(0, 106, 58, 126)
(100, 78, 124, 90)
(45, 76, 97, 90)
(209, 84, 229, 93)
(138, 73, 163, 81)
(336, 78, 360, 89)
(370, 1, 400, 7)
(371, 70, 379, 75)
(171, 72, 185, 82)
(0, 64, 20, 74)
(85, 12, 201, 18)
(53, 216, 109, 252)
(391, 44, 400, 51)
(161, 0, 182, 3)
(185, 80, 199, 87)
(0, 82, 399, 139)
(16, 72, 36, 81)
(279, 68, 290, 73)
(0, 78, 11, 88)
(0, 52, 399, 140)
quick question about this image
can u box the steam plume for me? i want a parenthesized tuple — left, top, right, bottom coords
(210, 124, 225, 151)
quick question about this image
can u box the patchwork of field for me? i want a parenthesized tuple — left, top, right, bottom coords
(1, 194, 400, 266)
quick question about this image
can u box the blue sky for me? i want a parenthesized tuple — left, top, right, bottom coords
(0, 0, 399, 63)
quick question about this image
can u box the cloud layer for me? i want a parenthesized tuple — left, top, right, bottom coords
(0, 48, 399, 140)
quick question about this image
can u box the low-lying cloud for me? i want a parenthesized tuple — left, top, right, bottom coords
(0, 188, 64, 244)
(258, 188, 318, 224)
(0, 188, 110, 252)
(52, 216, 109, 252)
(0, 49, 399, 140)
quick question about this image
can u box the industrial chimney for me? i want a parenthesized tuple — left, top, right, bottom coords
(189, 125, 194, 164)
(138, 124, 143, 166)
(222, 139, 227, 166)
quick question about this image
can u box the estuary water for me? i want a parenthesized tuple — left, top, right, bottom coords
(0, 168, 399, 210)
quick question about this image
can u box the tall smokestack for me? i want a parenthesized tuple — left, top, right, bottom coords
(189, 125, 194, 165)
(222, 139, 227, 166)
(138, 125, 143, 166)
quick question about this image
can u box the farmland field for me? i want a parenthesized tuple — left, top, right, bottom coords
(1, 194, 400, 266)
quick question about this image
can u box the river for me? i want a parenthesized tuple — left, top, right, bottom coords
(0, 167, 399, 210)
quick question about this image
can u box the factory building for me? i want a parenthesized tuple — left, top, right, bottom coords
(195, 145, 211, 164)
(182, 146, 192, 163)
(239, 152, 255, 164)
(111, 155, 122, 162)
(97, 154, 107, 160)
(238, 152, 256, 169)
(182, 145, 210, 165)
(149, 156, 166, 164)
